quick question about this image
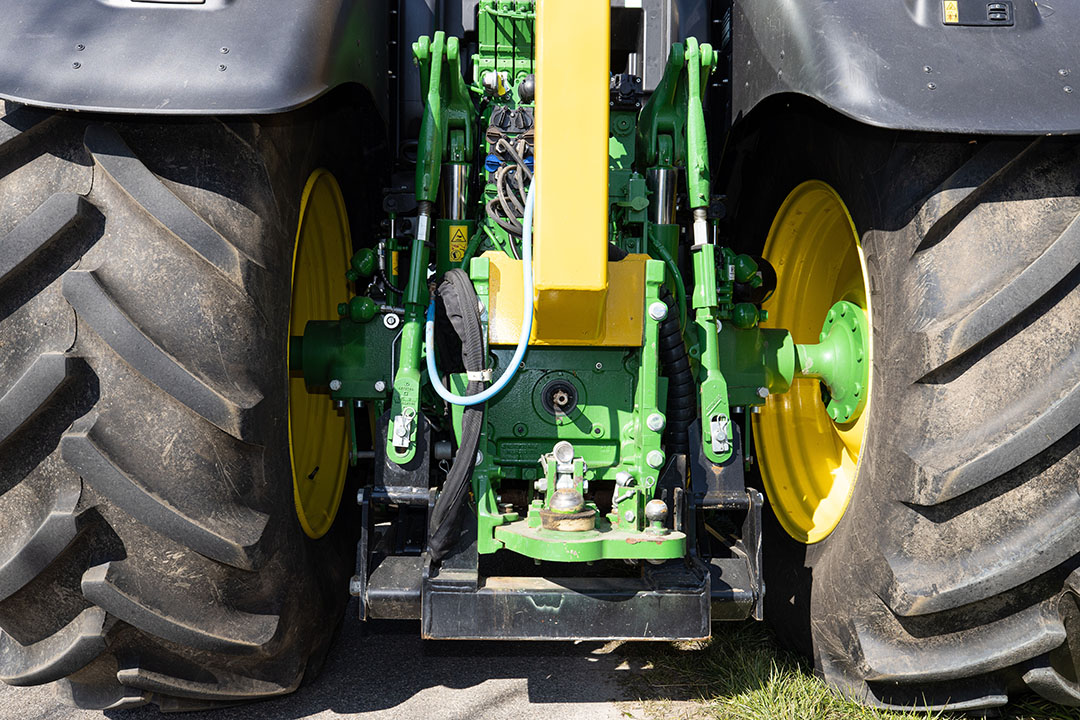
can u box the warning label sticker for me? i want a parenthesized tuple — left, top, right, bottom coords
(449, 224, 468, 262)
(943, 0, 959, 24)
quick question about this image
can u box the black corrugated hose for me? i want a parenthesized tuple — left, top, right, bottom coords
(427, 269, 486, 563)
(658, 285, 696, 456)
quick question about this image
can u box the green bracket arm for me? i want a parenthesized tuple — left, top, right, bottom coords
(387, 31, 477, 465)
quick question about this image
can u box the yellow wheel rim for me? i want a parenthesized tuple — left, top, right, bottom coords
(753, 181, 873, 544)
(288, 170, 351, 539)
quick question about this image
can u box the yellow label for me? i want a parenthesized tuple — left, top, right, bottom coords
(943, 0, 959, 23)
(391, 250, 399, 277)
(449, 224, 468, 263)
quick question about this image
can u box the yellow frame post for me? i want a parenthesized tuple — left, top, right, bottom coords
(533, 0, 610, 343)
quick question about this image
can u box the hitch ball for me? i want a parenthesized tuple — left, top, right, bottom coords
(645, 499, 669, 535)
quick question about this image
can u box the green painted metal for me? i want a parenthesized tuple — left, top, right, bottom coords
(338, 295, 378, 323)
(795, 300, 869, 423)
(636, 38, 716, 206)
(463, 257, 681, 561)
(292, 15, 877, 569)
(495, 515, 685, 562)
(296, 319, 394, 402)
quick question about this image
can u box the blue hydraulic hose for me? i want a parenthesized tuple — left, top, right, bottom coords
(425, 177, 536, 406)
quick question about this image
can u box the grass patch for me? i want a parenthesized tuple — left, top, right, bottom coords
(617, 621, 1080, 720)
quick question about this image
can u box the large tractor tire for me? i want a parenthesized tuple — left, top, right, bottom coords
(731, 103, 1080, 711)
(0, 100, 371, 710)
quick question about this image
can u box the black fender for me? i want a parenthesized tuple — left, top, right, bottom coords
(0, 0, 387, 116)
(732, 0, 1080, 135)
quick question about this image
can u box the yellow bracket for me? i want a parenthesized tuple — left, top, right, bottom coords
(486, 252, 647, 346)
(533, 0, 610, 343)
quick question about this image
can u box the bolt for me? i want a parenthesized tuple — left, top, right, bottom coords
(218, 64, 227, 72)
(349, 575, 363, 596)
(383, 314, 400, 329)
(646, 413, 666, 432)
(751, 406, 762, 414)
(615, 471, 634, 487)
(534, 479, 546, 492)
(923, 65, 932, 73)
(76, 44, 85, 51)
(624, 510, 636, 523)
(374, 380, 386, 392)
(648, 301, 668, 321)
(595, 362, 603, 371)
(757, 387, 770, 399)
(220, 47, 229, 54)
(926, 82, 936, 90)
(329, 379, 342, 391)
(72, 62, 81, 69)
(1066, 86, 1075, 94)
(334, 400, 345, 410)
(646, 450, 665, 469)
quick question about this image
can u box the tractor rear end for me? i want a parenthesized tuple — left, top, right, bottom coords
(3, 0, 1080, 714)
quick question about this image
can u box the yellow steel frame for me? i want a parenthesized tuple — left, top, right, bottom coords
(532, 0, 611, 343)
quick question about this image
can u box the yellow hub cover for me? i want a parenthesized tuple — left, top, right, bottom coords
(753, 181, 873, 544)
(288, 170, 352, 539)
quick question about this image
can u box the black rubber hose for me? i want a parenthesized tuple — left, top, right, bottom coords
(658, 286, 695, 456)
(427, 269, 486, 564)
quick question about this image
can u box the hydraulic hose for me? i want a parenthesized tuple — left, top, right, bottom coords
(426, 269, 486, 563)
(426, 177, 536, 406)
(658, 286, 695, 456)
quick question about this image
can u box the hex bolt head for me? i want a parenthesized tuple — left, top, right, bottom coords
(374, 380, 387, 392)
(623, 510, 636, 524)
(646, 450, 665, 469)
(757, 386, 770, 398)
(646, 413, 666, 432)
(329, 379, 342, 391)
(648, 301, 668, 321)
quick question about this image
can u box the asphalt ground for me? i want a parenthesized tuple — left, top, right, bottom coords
(4, 601, 668, 720)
